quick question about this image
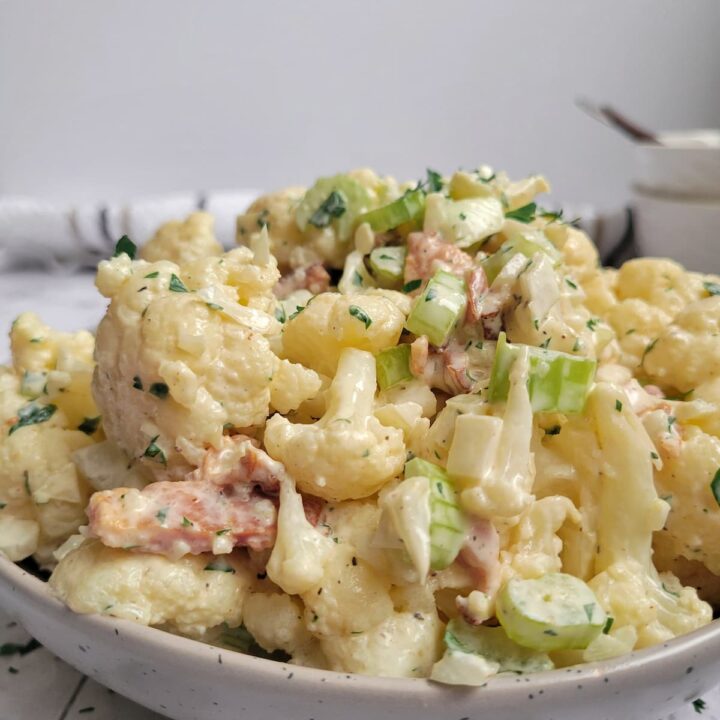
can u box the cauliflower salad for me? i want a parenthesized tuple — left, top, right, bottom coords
(1, 166, 720, 685)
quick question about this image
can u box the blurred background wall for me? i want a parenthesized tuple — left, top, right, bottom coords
(1, 0, 719, 210)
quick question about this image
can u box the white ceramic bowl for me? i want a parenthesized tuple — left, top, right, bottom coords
(1, 555, 719, 720)
(634, 130, 720, 200)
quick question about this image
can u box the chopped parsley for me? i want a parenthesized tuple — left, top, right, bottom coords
(132, 376, 143, 390)
(8, 403, 57, 436)
(539, 338, 551, 349)
(204, 560, 235, 573)
(615, 399, 623, 412)
(155, 508, 168, 524)
(650, 451, 659, 460)
(544, 425, 562, 436)
(602, 617, 614, 635)
(703, 281, 720, 297)
(168, 274, 189, 293)
(572, 338, 582, 352)
(144, 271, 159, 279)
(641, 338, 658, 364)
(23, 472, 30, 496)
(348, 305, 372, 329)
(533, 318, 540, 330)
(206, 302, 223, 311)
(586, 318, 599, 331)
(309, 190, 347, 228)
(458, 212, 467, 221)
(274, 305, 287, 323)
(504, 202, 536, 223)
(181, 516, 193, 528)
(692, 698, 707, 714)
(288, 305, 305, 321)
(77, 416, 101, 435)
(352, 270, 363, 287)
(143, 436, 167, 465)
(402, 278, 422, 293)
(425, 168, 444, 192)
(216, 528, 231, 536)
(539, 208, 564, 223)
(149, 382, 169, 399)
(112, 235, 137, 259)
(565, 277, 578, 290)
(256, 209, 270, 229)
(710, 468, 720, 507)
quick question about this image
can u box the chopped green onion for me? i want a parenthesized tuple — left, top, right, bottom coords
(112, 235, 137, 259)
(143, 436, 167, 465)
(496, 573, 606, 651)
(405, 458, 466, 571)
(144, 271, 160, 279)
(488, 332, 596, 413)
(348, 305, 372, 329)
(295, 175, 369, 241)
(405, 270, 467, 347)
(369, 246, 407, 285)
(169, 274, 189, 293)
(376, 345, 413, 390)
(357, 188, 426, 233)
(9, 403, 57, 436)
(504, 202, 536, 223)
(481, 234, 560, 283)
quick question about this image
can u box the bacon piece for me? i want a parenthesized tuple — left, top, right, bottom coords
(274, 263, 330, 299)
(458, 519, 500, 595)
(465, 267, 489, 324)
(87, 436, 323, 559)
(404, 232, 474, 288)
(409, 336, 473, 395)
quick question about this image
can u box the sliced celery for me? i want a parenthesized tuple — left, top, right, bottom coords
(423, 194, 504, 248)
(405, 458, 466, 570)
(482, 234, 560, 284)
(488, 333, 596, 413)
(444, 619, 553, 674)
(405, 270, 467, 347)
(376, 344, 413, 390)
(369, 246, 406, 285)
(295, 175, 370, 241)
(357, 188, 425, 233)
(496, 573, 606, 652)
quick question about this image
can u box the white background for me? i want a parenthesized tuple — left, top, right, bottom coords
(1, 0, 719, 209)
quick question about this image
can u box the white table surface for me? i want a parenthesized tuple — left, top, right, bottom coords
(0, 270, 719, 720)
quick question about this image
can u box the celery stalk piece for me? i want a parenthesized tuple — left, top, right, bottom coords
(488, 332, 596, 413)
(423, 193, 504, 248)
(482, 234, 560, 284)
(496, 573, 606, 652)
(404, 270, 467, 347)
(376, 344, 413, 390)
(405, 458, 467, 571)
(356, 188, 425, 233)
(295, 175, 370, 242)
(368, 246, 407, 285)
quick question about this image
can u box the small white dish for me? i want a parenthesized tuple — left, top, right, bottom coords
(1, 555, 719, 720)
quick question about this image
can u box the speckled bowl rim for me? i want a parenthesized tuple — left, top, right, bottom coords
(1, 553, 719, 696)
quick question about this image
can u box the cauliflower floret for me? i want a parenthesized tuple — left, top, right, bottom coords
(586, 384, 711, 648)
(10, 312, 98, 428)
(49, 539, 252, 637)
(643, 296, 720, 392)
(140, 211, 223, 265)
(93, 250, 284, 479)
(264, 348, 405, 501)
(243, 592, 314, 655)
(320, 610, 443, 678)
(615, 258, 706, 316)
(653, 425, 720, 575)
(269, 359, 322, 415)
(280, 292, 406, 376)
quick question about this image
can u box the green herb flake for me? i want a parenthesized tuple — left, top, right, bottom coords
(182, 516, 193, 528)
(149, 382, 169, 399)
(77, 416, 101, 435)
(206, 302, 224, 311)
(274, 305, 287, 323)
(667, 415, 677, 433)
(650, 451, 659, 460)
(216, 528, 231, 536)
(348, 305, 372, 329)
(169, 274, 189, 293)
(309, 190, 347, 228)
(615, 399, 623, 412)
(539, 208, 564, 223)
(692, 698, 707, 714)
(257, 209, 270, 229)
(703, 282, 720, 297)
(504, 202, 536, 223)
(710, 468, 720, 507)
(288, 305, 306, 321)
(0, 502, 6, 510)
(143, 436, 167, 465)
(144, 271, 160, 279)
(132, 376, 143, 391)
(565, 277, 578, 290)
(352, 270, 363, 287)
(112, 235, 137, 259)
(8, 403, 57, 436)
(539, 338, 551, 349)
(641, 338, 659, 364)
(204, 560, 236, 574)
(30, 337, 43, 344)
(544, 425, 562, 436)
(533, 318, 540, 330)
(155, 507, 168, 524)
(23, 471, 30, 496)
(402, 278, 422, 294)
(602, 616, 614, 635)
(458, 212, 467, 221)
(425, 168, 443, 192)
(586, 318, 599, 331)
(572, 338, 581, 352)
